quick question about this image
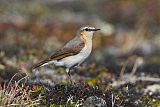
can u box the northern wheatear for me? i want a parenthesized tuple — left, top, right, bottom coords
(32, 26, 100, 84)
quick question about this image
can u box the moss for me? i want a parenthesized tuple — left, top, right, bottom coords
(87, 78, 97, 86)
(153, 99, 160, 107)
(30, 85, 45, 99)
(139, 95, 160, 107)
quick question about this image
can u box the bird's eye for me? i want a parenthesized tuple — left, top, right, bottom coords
(85, 28, 89, 31)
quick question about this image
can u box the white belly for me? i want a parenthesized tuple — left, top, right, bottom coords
(61, 43, 92, 68)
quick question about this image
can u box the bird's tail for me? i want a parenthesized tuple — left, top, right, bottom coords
(32, 59, 50, 70)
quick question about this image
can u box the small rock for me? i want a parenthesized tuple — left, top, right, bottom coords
(144, 84, 160, 94)
(82, 96, 107, 107)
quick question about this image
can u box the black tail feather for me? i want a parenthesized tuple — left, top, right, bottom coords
(32, 59, 49, 70)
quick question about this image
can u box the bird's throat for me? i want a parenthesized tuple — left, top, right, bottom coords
(80, 34, 92, 50)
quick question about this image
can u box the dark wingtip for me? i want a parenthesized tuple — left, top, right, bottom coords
(94, 28, 100, 31)
(31, 64, 39, 70)
(31, 60, 46, 70)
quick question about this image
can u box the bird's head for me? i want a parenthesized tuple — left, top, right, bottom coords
(78, 26, 100, 39)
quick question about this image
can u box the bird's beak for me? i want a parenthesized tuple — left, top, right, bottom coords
(93, 28, 101, 31)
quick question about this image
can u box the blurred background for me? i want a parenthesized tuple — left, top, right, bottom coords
(0, 0, 160, 85)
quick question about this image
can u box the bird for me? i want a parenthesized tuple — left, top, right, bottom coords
(32, 26, 100, 84)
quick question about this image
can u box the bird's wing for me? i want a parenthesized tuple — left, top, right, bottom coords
(32, 42, 85, 69)
(49, 42, 84, 60)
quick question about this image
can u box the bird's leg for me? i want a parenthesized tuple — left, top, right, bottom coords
(73, 66, 78, 73)
(74, 63, 81, 73)
(66, 68, 73, 85)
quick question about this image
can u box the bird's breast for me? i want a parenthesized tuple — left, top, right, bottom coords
(79, 40, 92, 57)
